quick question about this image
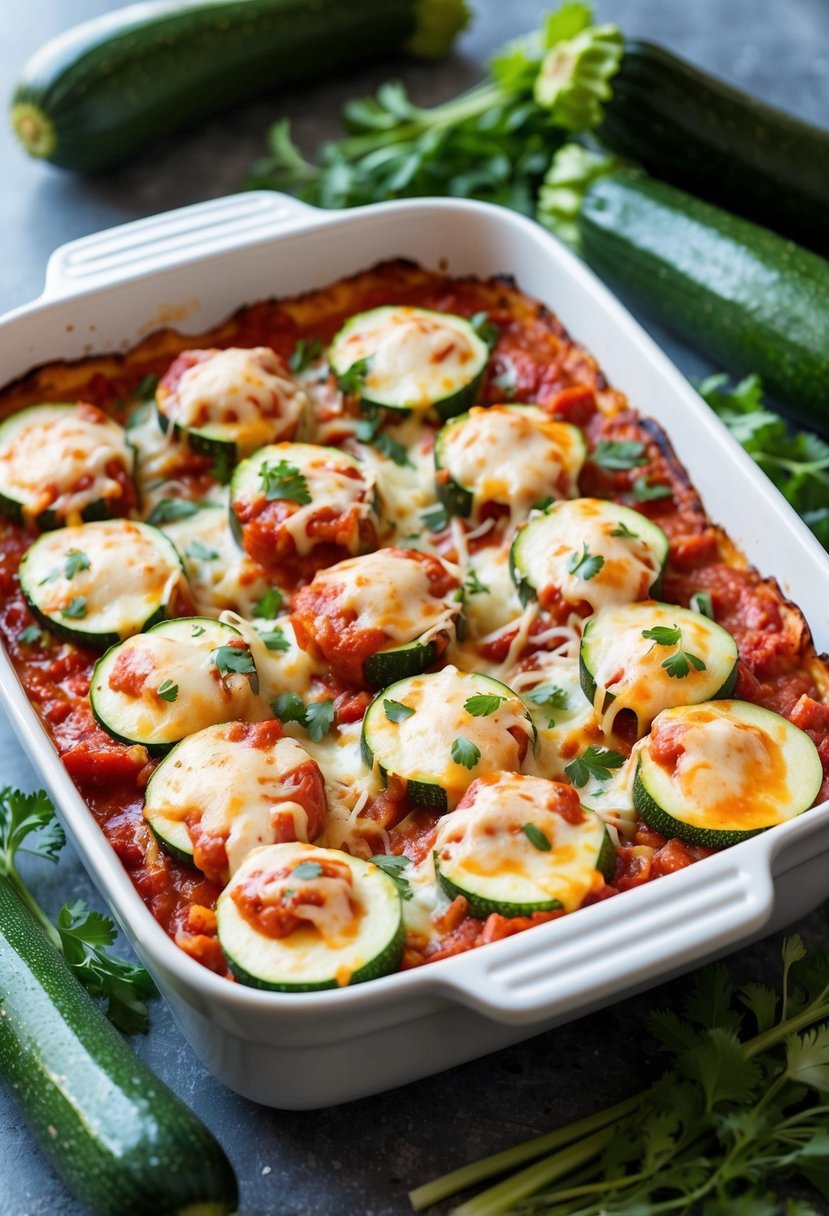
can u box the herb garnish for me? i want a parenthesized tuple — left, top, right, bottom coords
(259, 459, 312, 504)
(421, 504, 449, 532)
(384, 699, 415, 723)
(522, 823, 552, 852)
(156, 679, 178, 702)
(146, 498, 209, 526)
(642, 624, 707, 679)
(464, 693, 506, 717)
(567, 543, 604, 580)
(64, 548, 90, 579)
(337, 356, 372, 396)
(0, 786, 154, 1033)
(184, 539, 219, 561)
(288, 337, 324, 373)
(61, 597, 88, 620)
(191, 623, 207, 638)
(463, 568, 490, 597)
(272, 692, 335, 741)
(369, 853, 414, 900)
(253, 587, 284, 618)
(292, 861, 323, 881)
(632, 475, 672, 502)
(592, 439, 647, 471)
(451, 736, 481, 769)
(690, 590, 715, 619)
(18, 626, 41, 646)
(469, 311, 499, 350)
(211, 644, 259, 693)
(256, 625, 290, 652)
(354, 408, 412, 467)
(610, 519, 639, 539)
(565, 745, 625, 787)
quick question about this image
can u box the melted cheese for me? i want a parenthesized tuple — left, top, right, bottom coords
(220, 611, 324, 702)
(334, 308, 484, 410)
(371, 665, 535, 809)
(459, 540, 524, 640)
(148, 726, 323, 875)
(434, 773, 607, 913)
(24, 520, 185, 637)
(0, 405, 132, 524)
(310, 550, 459, 645)
(161, 347, 308, 453)
(162, 501, 271, 618)
(441, 407, 584, 521)
(240, 853, 358, 945)
(518, 499, 662, 613)
(350, 416, 438, 545)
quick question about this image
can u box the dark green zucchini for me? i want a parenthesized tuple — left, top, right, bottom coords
(577, 170, 829, 432)
(11, 0, 470, 172)
(0, 875, 237, 1216)
(600, 40, 829, 257)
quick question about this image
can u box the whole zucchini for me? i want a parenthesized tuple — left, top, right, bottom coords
(599, 40, 829, 256)
(0, 875, 238, 1216)
(576, 169, 829, 431)
(11, 0, 470, 172)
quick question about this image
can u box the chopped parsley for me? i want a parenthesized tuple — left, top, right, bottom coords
(259, 459, 312, 504)
(421, 504, 449, 532)
(384, 699, 415, 723)
(146, 498, 208, 526)
(642, 624, 707, 679)
(642, 623, 682, 647)
(451, 736, 481, 770)
(64, 549, 90, 580)
(271, 691, 306, 726)
(522, 822, 552, 852)
(565, 746, 626, 787)
(592, 439, 647, 471)
(610, 520, 639, 539)
(463, 693, 506, 717)
(18, 626, 41, 646)
(463, 568, 490, 597)
(253, 587, 284, 618)
(632, 475, 672, 502)
(257, 625, 290, 652)
(272, 692, 335, 741)
(157, 679, 178, 703)
(469, 310, 499, 349)
(61, 597, 88, 620)
(211, 644, 258, 692)
(355, 408, 412, 467)
(369, 853, 413, 900)
(337, 355, 372, 395)
(288, 337, 324, 373)
(567, 543, 604, 580)
(191, 623, 207, 638)
(184, 539, 219, 561)
(292, 861, 324, 881)
(526, 684, 569, 712)
(690, 590, 715, 619)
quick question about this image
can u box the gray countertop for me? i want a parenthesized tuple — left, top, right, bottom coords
(2, 2, 829, 1214)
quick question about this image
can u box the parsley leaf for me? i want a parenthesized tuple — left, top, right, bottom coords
(421, 504, 449, 532)
(57, 901, 157, 1034)
(257, 625, 290, 652)
(567, 542, 604, 580)
(526, 683, 569, 712)
(632, 475, 672, 502)
(0, 786, 65, 868)
(211, 644, 259, 693)
(61, 596, 88, 619)
(469, 311, 499, 349)
(355, 408, 413, 467)
(146, 498, 209, 526)
(565, 745, 626, 787)
(272, 691, 306, 726)
(611, 520, 639, 539)
(253, 587, 284, 618)
(288, 337, 324, 373)
(292, 861, 324, 881)
(259, 459, 312, 504)
(18, 625, 42, 646)
(384, 699, 415, 723)
(184, 539, 219, 561)
(156, 678, 178, 702)
(464, 568, 490, 597)
(64, 548, 90, 580)
(305, 699, 335, 742)
(662, 649, 707, 679)
(337, 355, 372, 395)
(463, 693, 506, 717)
(642, 623, 682, 647)
(522, 822, 552, 851)
(592, 439, 647, 471)
(690, 590, 715, 619)
(451, 736, 481, 769)
(191, 623, 207, 638)
(369, 853, 413, 900)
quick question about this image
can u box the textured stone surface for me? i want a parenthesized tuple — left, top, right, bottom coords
(2, 2, 829, 1213)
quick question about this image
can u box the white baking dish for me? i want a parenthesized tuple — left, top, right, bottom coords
(2, 192, 829, 1110)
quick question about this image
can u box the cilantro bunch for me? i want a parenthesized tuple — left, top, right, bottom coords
(411, 937, 829, 1214)
(0, 786, 155, 1033)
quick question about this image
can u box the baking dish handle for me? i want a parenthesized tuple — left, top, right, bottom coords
(435, 859, 774, 1026)
(42, 192, 316, 299)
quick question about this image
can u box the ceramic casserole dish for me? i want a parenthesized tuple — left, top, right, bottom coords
(2, 191, 828, 1110)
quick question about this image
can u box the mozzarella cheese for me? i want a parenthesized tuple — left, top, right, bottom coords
(162, 500, 271, 618)
(220, 611, 325, 702)
(0, 405, 132, 524)
(440, 407, 584, 521)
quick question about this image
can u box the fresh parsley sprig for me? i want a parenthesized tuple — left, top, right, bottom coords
(0, 786, 155, 1034)
(564, 745, 625, 787)
(272, 692, 335, 742)
(259, 459, 311, 504)
(642, 624, 707, 680)
(411, 936, 829, 1215)
(368, 853, 414, 901)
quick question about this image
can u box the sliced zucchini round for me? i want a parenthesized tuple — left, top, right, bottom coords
(217, 843, 404, 992)
(90, 618, 262, 754)
(228, 441, 379, 558)
(360, 666, 535, 812)
(144, 721, 327, 880)
(634, 700, 823, 847)
(291, 547, 461, 687)
(579, 601, 739, 737)
(158, 499, 271, 619)
(156, 346, 308, 463)
(433, 773, 615, 918)
(510, 497, 669, 614)
(0, 403, 135, 530)
(328, 306, 490, 421)
(434, 406, 586, 521)
(19, 520, 187, 649)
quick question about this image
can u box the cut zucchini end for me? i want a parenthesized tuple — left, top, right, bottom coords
(363, 636, 440, 687)
(633, 763, 761, 849)
(11, 101, 57, 160)
(434, 853, 562, 920)
(406, 0, 472, 58)
(148, 817, 196, 868)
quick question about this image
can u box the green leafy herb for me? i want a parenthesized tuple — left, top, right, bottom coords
(355, 408, 412, 467)
(259, 459, 312, 504)
(522, 822, 552, 851)
(0, 786, 154, 1034)
(526, 683, 569, 712)
(257, 626, 290, 652)
(211, 644, 258, 693)
(463, 568, 491, 597)
(567, 542, 604, 580)
(156, 678, 178, 703)
(272, 691, 306, 726)
(191, 623, 207, 638)
(422, 504, 449, 532)
(451, 736, 481, 770)
(662, 648, 707, 679)
(412, 936, 829, 1216)
(384, 699, 415, 723)
(592, 439, 647, 471)
(304, 699, 335, 743)
(337, 356, 372, 395)
(642, 623, 682, 647)
(534, 496, 555, 512)
(288, 337, 324, 373)
(565, 745, 625, 787)
(690, 590, 715, 619)
(491, 360, 518, 400)
(64, 548, 90, 579)
(368, 853, 413, 900)
(470, 311, 500, 349)
(210, 448, 233, 485)
(18, 625, 41, 646)
(132, 373, 160, 401)
(253, 587, 284, 618)
(184, 539, 219, 561)
(611, 519, 639, 538)
(464, 693, 506, 717)
(699, 373, 829, 551)
(61, 596, 88, 620)
(292, 861, 324, 881)
(146, 497, 209, 526)
(632, 475, 672, 502)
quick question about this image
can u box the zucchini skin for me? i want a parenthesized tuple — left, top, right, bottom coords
(579, 171, 829, 431)
(600, 41, 829, 257)
(12, 0, 469, 172)
(0, 876, 237, 1216)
